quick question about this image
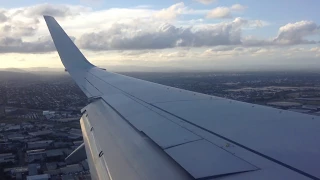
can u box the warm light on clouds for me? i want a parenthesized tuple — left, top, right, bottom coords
(0, 2, 319, 71)
(206, 7, 232, 19)
(153, 2, 186, 20)
(206, 4, 247, 19)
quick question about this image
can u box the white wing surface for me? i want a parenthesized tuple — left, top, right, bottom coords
(44, 16, 320, 180)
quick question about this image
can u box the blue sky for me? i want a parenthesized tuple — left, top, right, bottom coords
(3, 0, 319, 22)
(0, 0, 319, 71)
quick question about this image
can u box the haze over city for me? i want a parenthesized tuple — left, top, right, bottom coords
(0, 0, 319, 71)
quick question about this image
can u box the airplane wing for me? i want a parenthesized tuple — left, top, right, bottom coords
(44, 16, 320, 180)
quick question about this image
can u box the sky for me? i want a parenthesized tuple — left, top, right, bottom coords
(0, 0, 319, 71)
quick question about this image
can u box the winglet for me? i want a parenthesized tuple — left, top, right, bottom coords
(44, 16, 94, 70)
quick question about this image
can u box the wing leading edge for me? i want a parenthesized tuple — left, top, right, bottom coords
(44, 16, 320, 180)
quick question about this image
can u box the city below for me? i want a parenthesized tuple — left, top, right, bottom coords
(1, 69, 320, 180)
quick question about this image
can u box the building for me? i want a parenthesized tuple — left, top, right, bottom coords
(73, 141, 83, 146)
(68, 128, 82, 140)
(54, 142, 73, 148)
(21, 123, 34, 130)
(3, 166, 28, 179)
(28, 154, 45, 163)
(266, 101, 301, 108)
(81, 160, 90, 171)
(52, 132, 69, 139)
(27, 149, 46, 163)
(46, 162, 58, 171)
(28, 164, 39, 176)
(60, 164, 84, 174)
(7, 133, 25, 141)
(68, 134, 82, 140)
(69, 128, 82, 136)
(46, 149, 65, 161)
(28, 130, 53, 137)
(0, 105, 5, 118)
(3, 124, 21, 132)
(0, 153, 16, 164)
(0, 142, 15, 151)
(27, 140, 53, 150)
(288, 108, 311, 113)
(0, 137, 8, 143)
(302, 105, 318, 111)
(43, 111, 55, 120)
(43, 169, 60, 176)
(26, 174, 50, 180)
(53, 118, 79, 122)
(61, 175, 74, 180)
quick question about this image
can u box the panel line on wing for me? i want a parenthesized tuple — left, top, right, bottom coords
(164, 139, 203, 150)
(85, 78, 103, 95)
(143, 98, 220, 104)
(196, 170, 258, 180)
(87, 71, 210, 103)
(80, 85, 93, 97)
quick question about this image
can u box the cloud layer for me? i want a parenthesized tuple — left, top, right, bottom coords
(77, 18, 248, 50)
(0, 3, 318, 56)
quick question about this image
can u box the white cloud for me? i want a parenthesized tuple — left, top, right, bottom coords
(274, 21, 319, 45)
(0, 11, 8, 23)
(206, 7, 231, 19)
(0, 21, 39, 37)
(162, 50, 189, 58)
(231, 4, 247, 11)
(206, 46, 236, 51)
(311, 47, 320, 56)
(195, 0, 216, 5)
(80, 0, 103, 4)
(77, 17, 248, 50)
(243, 21, 320, 46)
(153, 3, 186, 20)
(0, 36, 54, 53)
(203, 46, 283, 58)
(242, 36, 272, 46)
(311, 47, 320, 52)
(248, 20, 270, 28)
(206, 4, 247, 19)
(21, 3, 91, 18)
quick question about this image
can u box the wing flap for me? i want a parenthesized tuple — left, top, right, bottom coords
(99, 93, 260, 178)
(166, 139, 258, 179)
(143, 120, 202, 149)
